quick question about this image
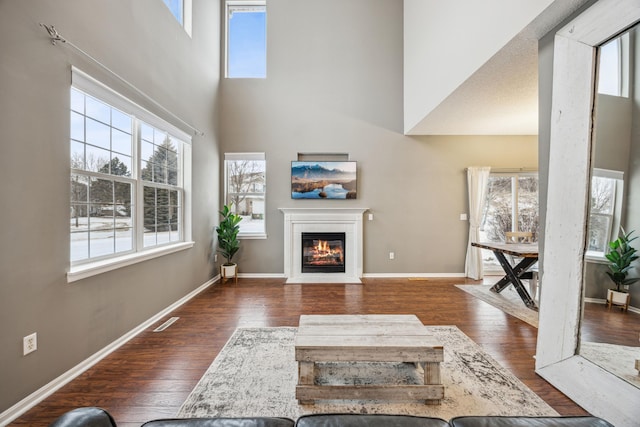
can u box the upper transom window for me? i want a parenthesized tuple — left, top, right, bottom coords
(225, 1, 267, 78)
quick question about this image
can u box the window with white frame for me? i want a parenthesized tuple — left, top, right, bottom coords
(70, 68, 192, 269)
(480, 172, 539, 271)
(598, 32, 629, 97)
(225, 1, 267, 78)
(224, 153, 266, 237)
(586, 168, 624, 259)
(162, 0, 193, 36)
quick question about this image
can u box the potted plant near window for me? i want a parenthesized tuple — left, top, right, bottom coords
(216, 204, 242, 283)
(605, 228, 639, 311)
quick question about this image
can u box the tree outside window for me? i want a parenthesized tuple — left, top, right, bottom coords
(70, 80, 189, 264)
(224, 153, 266, 236)
(480, 172, 539, 271)
(586, 169, 624, 259)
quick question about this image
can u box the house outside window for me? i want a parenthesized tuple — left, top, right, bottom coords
(224, 153, 266, 237)
(70, 68, 192, 277)
(586, 168, 624, 260)
(480, 172, 539, 271)
(225, 1, 267, 78)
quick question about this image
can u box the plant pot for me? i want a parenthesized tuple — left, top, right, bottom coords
(220, 263, 238, 284)
(607, 289, 630, 311)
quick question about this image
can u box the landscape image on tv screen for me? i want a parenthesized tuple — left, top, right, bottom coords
(291, 161, 357, 199)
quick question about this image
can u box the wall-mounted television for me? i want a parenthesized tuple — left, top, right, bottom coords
(291, 161, 357, 199)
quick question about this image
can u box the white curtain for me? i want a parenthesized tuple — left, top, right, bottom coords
(464, 166, 491, 280)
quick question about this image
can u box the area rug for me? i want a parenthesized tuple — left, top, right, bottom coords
(455, 284, 539, 328)
(456, 285, 640, 389)
(580, 341, 640, 389)
(177, 327, 557, 420)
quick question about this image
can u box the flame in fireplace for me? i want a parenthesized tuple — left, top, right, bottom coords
(306, 239, 344, 266)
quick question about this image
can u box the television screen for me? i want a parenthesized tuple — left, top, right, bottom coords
(291, 161, 357, 199)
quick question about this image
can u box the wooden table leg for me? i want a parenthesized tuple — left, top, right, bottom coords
(490, 251, 538, 310)
(297, 361, 315, 404)
(490, 255, 538, 293)
(424, 361, 442, 405)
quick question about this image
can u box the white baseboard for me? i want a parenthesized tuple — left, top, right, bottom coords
(0, 275, 219, 427)
(584, 297, 640, 314)
(237, 273, 286, 279)
(236, 273, 466, 280)
(363, 273, 466, 278)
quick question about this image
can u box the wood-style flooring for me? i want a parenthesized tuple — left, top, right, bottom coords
(9, 277, 640, 426)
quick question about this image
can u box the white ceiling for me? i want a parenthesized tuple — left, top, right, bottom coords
(407, 0, 593, 135)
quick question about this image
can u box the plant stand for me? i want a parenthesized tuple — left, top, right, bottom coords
(220, 264, 238, 285)
(606, 289, 630, 311)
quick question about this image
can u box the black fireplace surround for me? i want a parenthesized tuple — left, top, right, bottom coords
(301, 232, 345, 273)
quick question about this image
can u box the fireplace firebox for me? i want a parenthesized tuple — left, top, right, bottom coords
(301, 232, 346, 273)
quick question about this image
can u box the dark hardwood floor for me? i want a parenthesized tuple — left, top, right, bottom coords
(10, 277, 639, 427)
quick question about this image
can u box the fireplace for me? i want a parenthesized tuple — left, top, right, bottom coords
(301, 232, 346, 273)
(280, 207, 367, 283)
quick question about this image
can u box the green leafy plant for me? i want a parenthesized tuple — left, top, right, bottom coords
(215, 204, 242, 265)
(605, 228, 640, 292)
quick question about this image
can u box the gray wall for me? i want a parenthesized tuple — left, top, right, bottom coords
(0, 0, 220, 414)
(585, 93, 633, 300)
(221, 0, 538, 275)
(620, 26, 640, 305)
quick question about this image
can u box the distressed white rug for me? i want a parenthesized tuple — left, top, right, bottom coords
(455, 284, 539, 327)
(580, 341, 640, 389)
(177, 327, 557, 420)
(456, 285, 640, 388)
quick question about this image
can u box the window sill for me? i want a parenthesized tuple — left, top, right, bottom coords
(239, 233, 267, 240)
(585, 252, 608, 264)
(67, 241, 195, 283)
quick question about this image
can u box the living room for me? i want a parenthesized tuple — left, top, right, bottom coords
(2, 1, 639, 426)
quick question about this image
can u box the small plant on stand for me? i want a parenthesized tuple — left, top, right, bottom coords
(216, 204, 242, 283)
(605, 228, 639, 311)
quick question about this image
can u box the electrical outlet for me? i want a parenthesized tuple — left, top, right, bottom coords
(214, 254, 218, 262)
(389, 252, 395, 260)
(23, 332, 37, 356)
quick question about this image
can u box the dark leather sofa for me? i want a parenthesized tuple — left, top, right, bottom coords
(48, 407, 615, 427)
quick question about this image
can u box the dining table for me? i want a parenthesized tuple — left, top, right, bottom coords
(471, 241, 539, 310)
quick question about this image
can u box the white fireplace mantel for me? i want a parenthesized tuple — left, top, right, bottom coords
(279, 208, 368, 283)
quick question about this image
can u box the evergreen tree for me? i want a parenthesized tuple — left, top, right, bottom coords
(141, 137, 179, 233)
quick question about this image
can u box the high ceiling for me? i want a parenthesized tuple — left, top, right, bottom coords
(406, 0, 593, 135)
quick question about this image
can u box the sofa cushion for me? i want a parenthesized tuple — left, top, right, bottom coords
(48, 407, 117, 427)
(295, 413, 449, 427)
(449, 416, 614, 427)
(141, 418, 295, 427)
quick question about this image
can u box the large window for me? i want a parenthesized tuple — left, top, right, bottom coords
(480, 172, 539, 271)
(587, 169, 624, 259)
(224, 153, 266, 237)
(225, 1, 267, 78)
(70, 69, 192, 277)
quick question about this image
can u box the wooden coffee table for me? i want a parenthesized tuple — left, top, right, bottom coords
(294, 314, 444, 404)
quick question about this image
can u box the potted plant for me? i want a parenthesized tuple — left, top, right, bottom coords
(216, 204, 242, 281)
(605, 227, 639, 310)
